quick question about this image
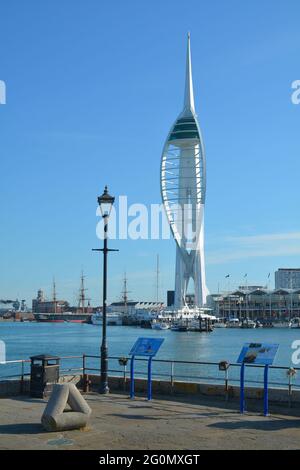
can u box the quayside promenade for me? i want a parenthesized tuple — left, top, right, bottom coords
(0, 393, 300, 450)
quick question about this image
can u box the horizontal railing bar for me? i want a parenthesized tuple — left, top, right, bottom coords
(59, 356, 83, 360)
(1, 359, 31, 364)
(85, 355, 300, 371)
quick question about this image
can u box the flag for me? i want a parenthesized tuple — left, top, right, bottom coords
(225, 274, 230, 278)
(268, 273, 270, 278)
(244, 273, 247, 278)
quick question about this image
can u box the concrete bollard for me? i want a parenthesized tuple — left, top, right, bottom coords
(41, 383, 91, 432)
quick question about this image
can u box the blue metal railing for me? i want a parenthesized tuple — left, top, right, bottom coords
(1, 354, 300, 400)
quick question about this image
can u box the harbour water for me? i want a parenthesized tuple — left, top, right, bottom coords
(1, 322, 300, 388)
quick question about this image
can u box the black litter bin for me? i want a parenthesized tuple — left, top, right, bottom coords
(30, 354, 60, 398)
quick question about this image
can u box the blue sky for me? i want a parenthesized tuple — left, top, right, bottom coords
(1, 0, 300, 306)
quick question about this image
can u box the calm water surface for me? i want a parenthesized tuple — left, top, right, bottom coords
(1, 322, 300, 387)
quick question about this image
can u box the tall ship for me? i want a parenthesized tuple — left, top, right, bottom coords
(34, 312, 92, 323)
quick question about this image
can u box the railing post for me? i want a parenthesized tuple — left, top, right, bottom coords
(263, 365, 269, 416)
(225, 368, 229, 402)
(288, 374, 292, 408)
(123, 364, 127, 391)
(82, 354, 89, 393)
(20, 360, 24, 394)
(83, 353, 86, 375)
(170, 361, 174, 392)
(147, 357, 152, 401)
(130, 356, 135, 399)
(240, 363, 245, 414)
(287, 367, 297, 408)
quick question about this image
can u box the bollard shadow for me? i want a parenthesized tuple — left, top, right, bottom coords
(108, 409, 222, 421)
(108, 413, 158, 420)
(0, 423, 44, 435)
(208, 417, 300, 432)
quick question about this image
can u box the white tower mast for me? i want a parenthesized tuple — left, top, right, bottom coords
(161, 33, 209, 308)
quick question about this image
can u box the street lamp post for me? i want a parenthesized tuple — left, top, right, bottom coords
(93, 186, 118, 394)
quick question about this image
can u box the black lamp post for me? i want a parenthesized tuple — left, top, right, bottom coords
(93, 186, 118, 394)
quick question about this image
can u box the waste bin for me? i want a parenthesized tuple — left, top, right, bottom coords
(30, 354, 60, 398)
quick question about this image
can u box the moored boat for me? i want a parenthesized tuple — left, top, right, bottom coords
(214, 317, 227, 328)
(34, 312, 92, 323)
(289, 317, 300, 329)
(240, 319, 256, 329)
(226, 318, 241, 328)
(91, 312, 122, 326)
(151, 320, 170, 330)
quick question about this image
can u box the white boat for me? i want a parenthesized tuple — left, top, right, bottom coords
(214, 318, 227, 328)
(289, 317, 300, 329)
(226, 318, 241, 328)
(160, 306, 215, 321)
(151, 320, 170, 330)
(214, 322, 227, 328)
(240, 319, 256, 329)
(91, 312, 122, 326)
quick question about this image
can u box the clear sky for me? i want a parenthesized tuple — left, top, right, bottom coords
(1, 0, 300, 306)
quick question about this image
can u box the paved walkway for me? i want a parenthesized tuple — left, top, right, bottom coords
(0, 393, 300, 450)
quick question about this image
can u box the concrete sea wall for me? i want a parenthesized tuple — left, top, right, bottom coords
(0, 374, 298, 409)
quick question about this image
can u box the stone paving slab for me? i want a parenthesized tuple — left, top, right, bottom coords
(0, 393, 300, 450)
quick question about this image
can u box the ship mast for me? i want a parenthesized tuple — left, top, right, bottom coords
(121, 272, 130, 316)
(78, 271, 87, 314)
(52, 278, 57, 314)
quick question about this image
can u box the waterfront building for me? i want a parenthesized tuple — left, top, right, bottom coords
(32, 289, 69, 314)
(109, 301, 164, 318)
(275, 268, 300, 290)
(160, 34, 208, 309)
(208, 288, 300, 320)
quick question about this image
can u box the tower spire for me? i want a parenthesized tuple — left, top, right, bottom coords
(183, 32, 195, 115)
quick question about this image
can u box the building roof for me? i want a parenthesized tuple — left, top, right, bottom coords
(277, 268, 300, 271)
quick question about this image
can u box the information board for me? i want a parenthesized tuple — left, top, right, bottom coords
(129, 337, 164, 357)
(237, 342, 279, 365)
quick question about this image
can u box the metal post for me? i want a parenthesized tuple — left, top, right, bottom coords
(82, 353, 88, 393)
(130, 355, 135, 399)
(170, 361, 174, 391)
(225, 368, 229, 402)
(100, 217, 109, 394)
(288, 374, 292, 408)
(123, 364, 127, 391)
(264, 365, 269, 416)
(82, 353, 86, 375)
(20, 360, 24, 394)
(93, 206, 118, 393)
(147, 357, 152, 401)
(240, 363, 245, 413)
